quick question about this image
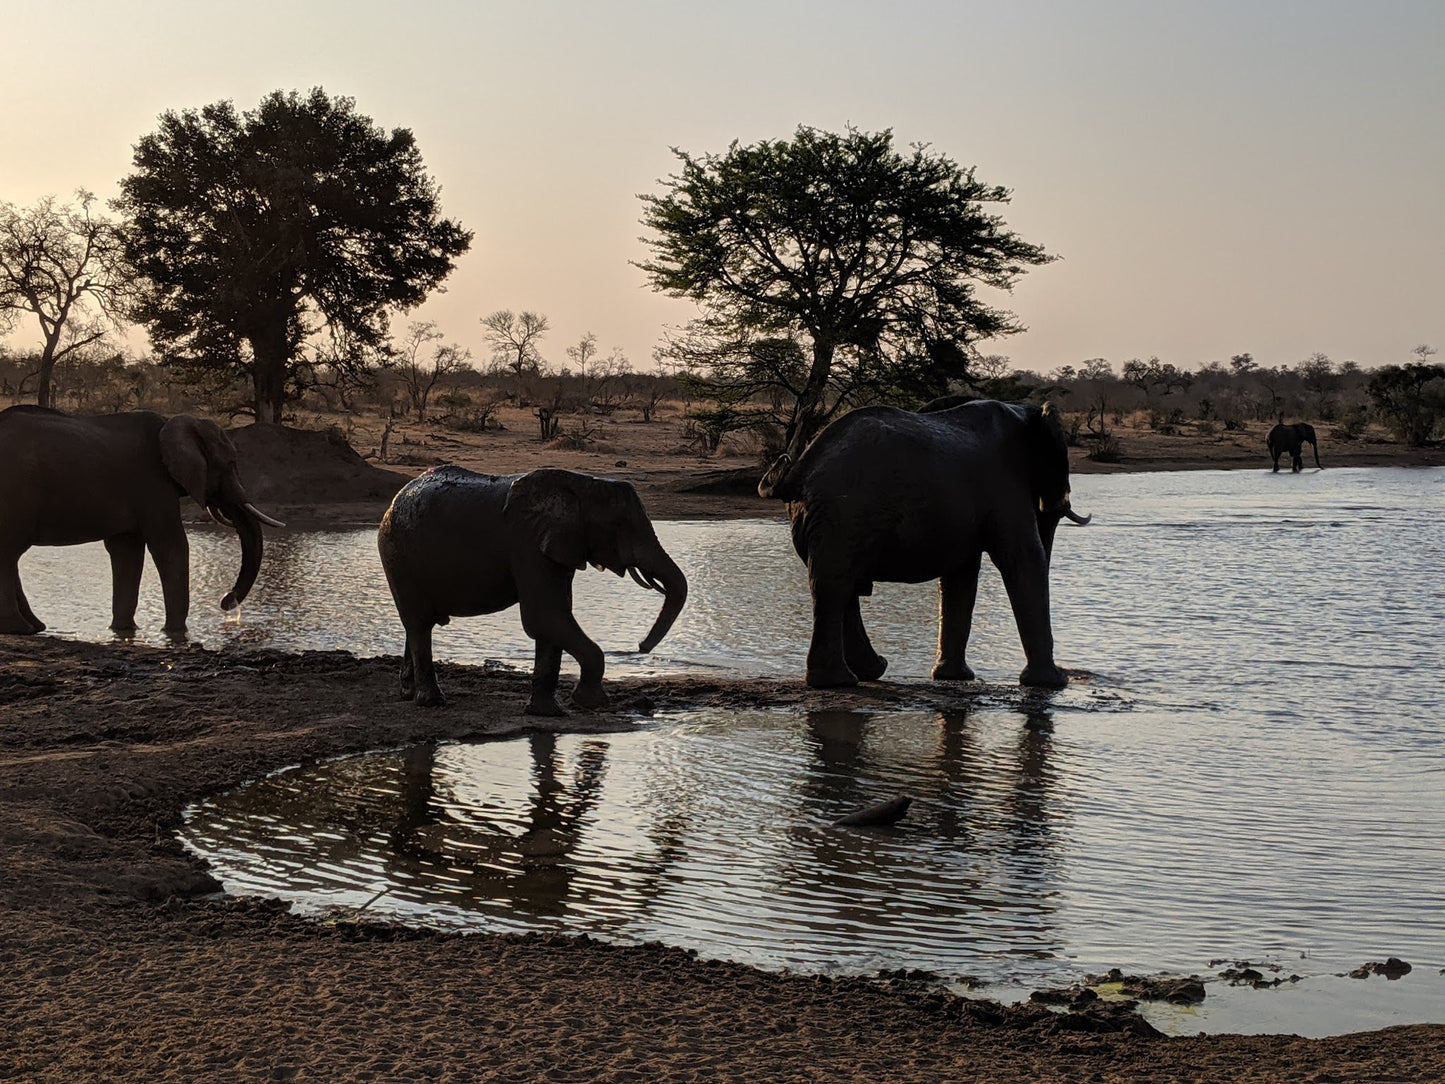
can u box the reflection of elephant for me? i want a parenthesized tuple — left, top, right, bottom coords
(0, 407, 282, 636)
(1267, 422, 1321, 472)
(377, 466, 688, 714)
(761, 400, 1089, 688)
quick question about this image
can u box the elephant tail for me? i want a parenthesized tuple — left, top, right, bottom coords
(757, 452, 796, 500)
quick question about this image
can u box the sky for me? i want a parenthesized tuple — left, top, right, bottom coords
(2, 0, 1441, 375)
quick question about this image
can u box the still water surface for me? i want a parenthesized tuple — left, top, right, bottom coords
(21, 467, 1445, 1034)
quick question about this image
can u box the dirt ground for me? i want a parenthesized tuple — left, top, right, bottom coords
(258, 403, 1445, 527)
(5, 405, 1445, 1081)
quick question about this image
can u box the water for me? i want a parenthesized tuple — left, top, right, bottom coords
(21, 467, 1445, 1034)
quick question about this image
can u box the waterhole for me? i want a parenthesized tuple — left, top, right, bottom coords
(22, 466, 1445, 1035)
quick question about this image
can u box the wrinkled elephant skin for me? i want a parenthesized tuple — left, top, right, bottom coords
(0, 406, 279, 637)
(764, 400, 1087, 689)
(377, 466, 688, 715)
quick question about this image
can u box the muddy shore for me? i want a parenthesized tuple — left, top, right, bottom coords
(3, 636, 1443, 1082)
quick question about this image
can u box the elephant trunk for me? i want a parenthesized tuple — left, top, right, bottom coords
(635, 545, 688, 654)
(217, 501, 264, 611)
(1038, 493, 1092, 565)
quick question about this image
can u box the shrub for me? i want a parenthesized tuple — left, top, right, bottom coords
(1087, 435, 1122, 462)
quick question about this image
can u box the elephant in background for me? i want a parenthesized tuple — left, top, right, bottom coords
(760, 400, 1090, 689)
(377, 466, 688, 715)
(0, 406, 284, 636)
(1267, 422, 1322, 472)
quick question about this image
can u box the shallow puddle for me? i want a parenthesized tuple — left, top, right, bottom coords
(183, 702, 1445, 1037)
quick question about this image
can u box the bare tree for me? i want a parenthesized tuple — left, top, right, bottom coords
(0, 191, 130, 407)
(396, 321, 471, 421)
(565, 331, 598, 378)
(481, 309, 549, 379)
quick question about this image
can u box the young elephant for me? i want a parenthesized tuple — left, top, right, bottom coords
(377, 466, 688, 714)
(761, 400, 1089, 689)
(1267, 421, 1321, 473)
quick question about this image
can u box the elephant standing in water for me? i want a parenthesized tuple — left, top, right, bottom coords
(1267, 422, 1322, 472)
(377, 466, 688, 715)
(760, 400, 1089, 689)
(0, 407, 283, 636)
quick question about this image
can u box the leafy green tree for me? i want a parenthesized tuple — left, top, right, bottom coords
(0, 191, 130, 407)
(637, 125, 1052, 453)
(1367, 351, 1445, 445)
(116, 88, 472, 423)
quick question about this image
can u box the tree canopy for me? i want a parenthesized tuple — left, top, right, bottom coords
(637, 125, 1053, 451)
(115, 88, 472, 423)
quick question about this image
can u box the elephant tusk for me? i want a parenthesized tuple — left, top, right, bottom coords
(244, 503, 287, 529)
(1064, 508, 1093, 525)
(208, 505, 236, 528)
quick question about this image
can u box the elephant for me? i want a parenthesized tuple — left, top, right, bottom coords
(0, 406, 284, 637)
(1267, 422, 1321, 472)
(377, 465, 688, 715)
(759, 399, 1090, 689)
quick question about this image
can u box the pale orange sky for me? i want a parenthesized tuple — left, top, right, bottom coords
(3, 1, 1441, 375)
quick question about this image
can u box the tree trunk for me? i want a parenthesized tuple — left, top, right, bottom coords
(785, 338, 836, 457)
(249, 322, 289, 425)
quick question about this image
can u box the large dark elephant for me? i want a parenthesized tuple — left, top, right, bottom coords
(377, 466, 688, 715)
(0, 406, 284, 636)
(1267, 422, 1321, 472)
(760, 400, 1090, 689)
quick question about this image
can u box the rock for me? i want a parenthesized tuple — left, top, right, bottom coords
(834, 796, 911, 827)
(1349, 958, 1412, 979)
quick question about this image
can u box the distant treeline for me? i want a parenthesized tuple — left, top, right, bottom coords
(4, 342, 1442, 451)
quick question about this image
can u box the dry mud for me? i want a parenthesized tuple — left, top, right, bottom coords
(3, 636, 1442, 1082)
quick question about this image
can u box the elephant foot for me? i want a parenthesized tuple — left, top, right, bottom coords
(570, 683, 609, 711)
(931, 659, 976, 682)
(847, 653, 888, 682)
(414, 686, 447, 708)
(0, 617, 40, 635)
(1019, 662, 1068, 689)
(806, 664, 859, 689)
(525, 697, 568, 717)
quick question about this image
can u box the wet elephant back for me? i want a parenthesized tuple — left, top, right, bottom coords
(379, 466, 519, 617)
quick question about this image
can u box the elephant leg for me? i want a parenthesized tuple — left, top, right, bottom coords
(842, 595, 887, 682)
(519, 585, 607, 711)
(15, 582, 43, 633)
(1292, 450, 1303, 473)
(408, 621, 446, 707)
(105, 534, 146, 634)
(0, 552, 42, 635)
(992, 545, 1067, 689)
(526, 641, 567, 717)
(147, 527, 190, 637)
(1270, 447, 1281, 472)
(805, 570, 858, 688)
(399, 632, 416, 700)
(933, 555, 981, 681)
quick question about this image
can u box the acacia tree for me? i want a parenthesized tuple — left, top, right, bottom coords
(0, 191, 130, 407)
(481, 309, 550, 378)
(116, 88, 472, 423)
(637, 126, 1053, 453)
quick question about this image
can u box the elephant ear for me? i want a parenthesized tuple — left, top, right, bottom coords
(159, 415, 211, 509)
(504, 471, 587, 570)
(1025, 403, 1071, 505)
